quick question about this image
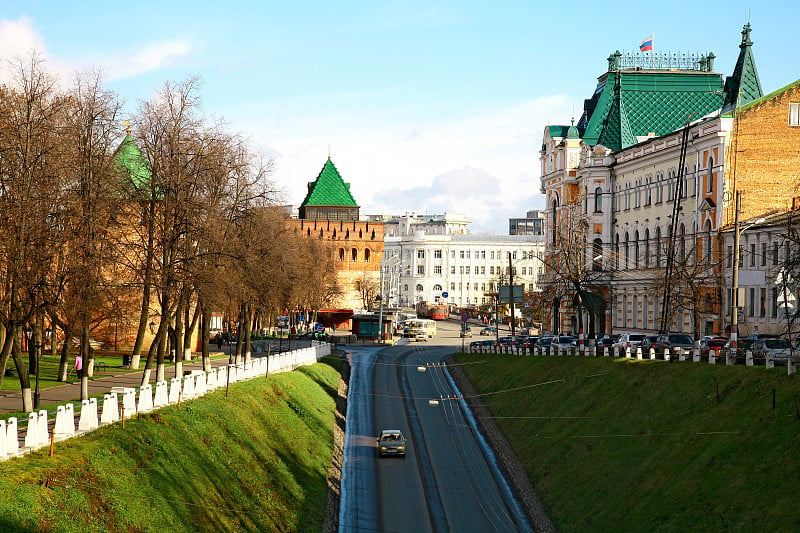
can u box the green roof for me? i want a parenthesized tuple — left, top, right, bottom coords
(731, 78, 800, 116)
(113, 133, 151, 190)
(722, 24, 763, 112)
(300, 158, 359, 208)
(578, 70, 725, 151)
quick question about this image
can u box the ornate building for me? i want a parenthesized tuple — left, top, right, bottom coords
(539, 24, 779, 339)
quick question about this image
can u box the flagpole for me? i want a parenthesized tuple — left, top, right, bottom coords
(651, 33, 655, 68)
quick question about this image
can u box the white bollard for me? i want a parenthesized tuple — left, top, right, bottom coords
(746, 350, 753, 367)
(100, 395, 115, 425)
(78, 399, 96, 432)
(788, 357, 796, 376)
(154, 381, 169, 408)
(65, 404, 76, 437)
(122, 388, 137, 418)
(138, 384, 154, 413)
(649, 348, 656, 360)
(692, 349, 700, 362)
(636, 347, 642, 360)
(6, 418, 19, 457)
(24, 412, 40, 450)
(54, 406, 70, 441)
(663, 348, 670, 361)
(708, 352, 715, 364)
(169, 378, 181, 405)
(766, 353, 774, 369)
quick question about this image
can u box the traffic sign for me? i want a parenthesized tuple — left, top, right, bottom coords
(462, 314, 469, 323)
(314, 323, 324, 332)
(442, 291, 449, 298)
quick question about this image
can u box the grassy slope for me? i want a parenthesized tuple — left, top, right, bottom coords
(0, 358, 341, 533)
(455, 354, 800, 532)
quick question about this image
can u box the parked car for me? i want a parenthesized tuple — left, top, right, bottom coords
(724, 338, 754, 361)
(612, 334, 647, 353)
(751, 337, 793, 364)
(524, 336, 540, 348)
(638, 335, 659, 352)
(538, 336, 554, 349)
(377, 429, 407, 457)
(479, 327, 497, 336)
(596, 336, 617, 349)
(552, 335, 577, 348)
(699, 337, 728, 358)
(652, 333, 695, 357)
(470, 339, 495, 349)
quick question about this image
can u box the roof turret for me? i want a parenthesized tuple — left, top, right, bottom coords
(722, 23, 763, 112)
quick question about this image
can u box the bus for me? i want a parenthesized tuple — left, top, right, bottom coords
(416, 301, 449, 320)
(407, 319, 436, 338)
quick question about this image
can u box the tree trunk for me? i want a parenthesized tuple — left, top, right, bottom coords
(200, 302, 212, 372)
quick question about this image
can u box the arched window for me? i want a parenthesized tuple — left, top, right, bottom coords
(707, 156, 714, 193)
(351, 248, 358, 262)
(550, 198, 559, 245)
(364, 249, 371, 262)
(704, 220, 713, 262)
(306, 228, 311, 237)
(415, 284, 423, 292)
(655, 227, 662, 267)
(614, 233, 620, 270)
(594, 187, 603, 213)
(338, 248, 345, 261)
(359, 229, 363, 238)
(624, 232, 630, 269)
(644, 229, 650, 267)
(679, 224, 686, 260)
(319, 229, 324, 238)
(433, 284, 443, 291)
(403, 284, 409, 291)
(333, 229, 337, 238)
(634, 230, 640, 268)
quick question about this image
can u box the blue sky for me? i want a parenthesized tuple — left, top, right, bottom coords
(2, 1, 798, 232)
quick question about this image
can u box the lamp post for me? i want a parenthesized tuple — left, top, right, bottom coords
(730, 191, 765, 356)
(378, 255, 400, 343)
(25, 327, 43, 409)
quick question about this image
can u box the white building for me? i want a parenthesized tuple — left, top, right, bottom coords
(382, 232, 546, 310)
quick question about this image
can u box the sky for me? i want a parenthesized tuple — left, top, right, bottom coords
(2, 1, 798, 233)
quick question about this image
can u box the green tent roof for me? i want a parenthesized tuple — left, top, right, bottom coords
(113, 133, 151, 190)
(722, 23, 763, 112)
(578, 69, 725, 151)
(301, 158, 359, 208)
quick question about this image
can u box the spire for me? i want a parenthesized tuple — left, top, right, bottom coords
(723, 23, 763, 113)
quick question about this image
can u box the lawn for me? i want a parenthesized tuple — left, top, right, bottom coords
(454, 354, 800, 532)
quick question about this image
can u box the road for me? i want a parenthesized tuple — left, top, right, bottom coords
(340, 318, 532, 533)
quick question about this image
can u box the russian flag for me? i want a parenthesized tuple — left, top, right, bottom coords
(639, 35, 654, 52)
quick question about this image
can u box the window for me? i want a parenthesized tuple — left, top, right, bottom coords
(338, 248, 345, 261)
(634, 231, 640, 268)
(416, 284, 423, 292)
(481, 251, 486, 259)
(466, 251, 471, 259)
(351, 248, 358, 262)
(748, 287, 755, 317)
(727, 245, 733, 268)
(434, 249, 442, 259)
(644, 229, 650, 267)
(434, 265, 442, 274)
(750, 243, 756, 267)
(760, 288, 767, 318)
(761, 243, 767, 266)
(465, 266, 470, 274)
(790, 102, 800, 126)
(450, 266, 456, 274)
(433, 284, 442, 291)
(594, 187, 603, 212)
(450, 282, 455, 291)
(707, 156, 714, 193)
(490, 266, 495, 275)
(773, 242, 779, 265)
(417, 265, 424, 275)
(481, 266, 485, 274)
(364, 249, 371, 262)
(460, 251, 465, 259)
(417, 249, 425, 259)
(772, 288, 778, 318)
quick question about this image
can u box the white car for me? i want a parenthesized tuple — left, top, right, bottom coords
(612, 334, 647, 352)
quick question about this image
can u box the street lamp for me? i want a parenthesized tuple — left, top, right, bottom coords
(25, 327, 42, 409)
(149, 320, 156, 334)
(378, 255, 401, 342)
(730, 190, 765, 356)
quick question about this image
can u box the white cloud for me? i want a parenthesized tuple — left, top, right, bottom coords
(0, 17, 49, 81)
(104, 40, 193, 80)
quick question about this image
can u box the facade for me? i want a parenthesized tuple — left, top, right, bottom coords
(382, 232, 546, 315)
(293, 158, 383, 312)
(537, 24, 800, 339)
(368, 212, 470, 237)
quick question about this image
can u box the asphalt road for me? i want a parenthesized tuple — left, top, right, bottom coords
(339, 319, 532, 533)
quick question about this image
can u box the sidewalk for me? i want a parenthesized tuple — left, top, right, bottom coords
(0, 351, 234, 415)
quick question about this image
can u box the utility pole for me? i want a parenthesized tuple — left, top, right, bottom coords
(509, 252, 516, 338)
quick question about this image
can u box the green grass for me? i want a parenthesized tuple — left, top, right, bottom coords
(0, 357, 342, 532)
(454, 354, 800, 532)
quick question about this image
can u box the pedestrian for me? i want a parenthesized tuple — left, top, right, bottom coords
(73, 354, 83, 379)
(214, 333, 222, 350)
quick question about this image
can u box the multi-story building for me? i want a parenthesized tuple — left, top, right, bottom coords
(381, 230, 546, 319)
(509, 210, 547, 236)
(537, 24, 796, 339)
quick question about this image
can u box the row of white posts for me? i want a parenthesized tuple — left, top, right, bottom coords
(0, 342, 331, 460)
(469, 343, 796, 375)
